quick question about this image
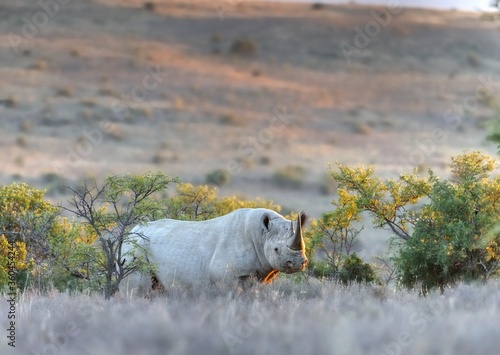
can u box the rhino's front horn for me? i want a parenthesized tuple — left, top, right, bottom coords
(290, 212, 306, 251)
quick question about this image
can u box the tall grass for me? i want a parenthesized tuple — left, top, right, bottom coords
(1, 280, 499, 355)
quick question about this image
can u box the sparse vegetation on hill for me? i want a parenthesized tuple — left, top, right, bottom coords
(1, 1, 499, 353)
(272, 165, 307, 188)
(229, 37, 257, 56)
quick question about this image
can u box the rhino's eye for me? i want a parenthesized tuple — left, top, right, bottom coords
(274, 247, 279, 254)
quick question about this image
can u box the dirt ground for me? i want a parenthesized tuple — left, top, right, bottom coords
(0, 0, 499, 256)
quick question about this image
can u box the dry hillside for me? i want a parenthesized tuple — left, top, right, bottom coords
(0, 0, 499, 221)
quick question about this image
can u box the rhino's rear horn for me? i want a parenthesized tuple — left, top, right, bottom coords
(290, 211, 307, 251)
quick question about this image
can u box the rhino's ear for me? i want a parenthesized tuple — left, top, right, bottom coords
(261, 213, 271, 231)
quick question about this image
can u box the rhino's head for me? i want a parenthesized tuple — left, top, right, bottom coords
(261, 211, 308, 274)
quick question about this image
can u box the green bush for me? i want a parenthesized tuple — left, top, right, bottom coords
(307, 260, 336, 279)
(0, 183, 100, 293)
(392, 153, 500, 293)
(42, 218, 101, 293)
(64, 172, 179, 299)
(165, 183, 281, 221)
(0, 183, 58, 268)
(305, 204, 377, 284)
(338, 254, 377, 285)
(206, 169, 231, 187)
(329, 152, 500, 294)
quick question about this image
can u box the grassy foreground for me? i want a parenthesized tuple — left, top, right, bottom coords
(1, 279, 499, 355)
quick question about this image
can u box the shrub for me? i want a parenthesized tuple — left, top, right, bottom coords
(329, 152, 500, 294)
(467, 53, 481, 67)
(0, 183, 103, 293)
(144, 2, 156, 11)
(0, 234, 33, 291)
(16, 135, 28, 147)
(39, 218, 101, 292)
(272, 165, 306, 188)
(311, 3, 325, 10)
(338, 254, 377, 285)
(55, 86, 74, 97)
(392, 153, 500, 293)
(165, 183, 281, 221)
(307, 260, 336, 279)
(229, 38, 257, 56)
(220, 113, 245, 126)
(19, 120, 33, 133)
(4, 95, 19, 108)
(0, 183, 58, 264)
(305, 192, 376, 284)
(64, 172, 179, 299)
(206, 169, 231, 187)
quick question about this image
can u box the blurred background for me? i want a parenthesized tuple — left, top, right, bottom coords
(0, 0, 498, 229)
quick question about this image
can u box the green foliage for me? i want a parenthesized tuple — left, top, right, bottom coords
(331, 163, 432, 240)
(338, 254, 377, 285)
(229, 37, 257, 56)
(65, 171, 179, 299)
(42, 218, 101, 292)
(165, 183, 281, 221)
(487, 106, 500, 154)
(307, 260, 336, 279)
(305, 190, 362, 261)
(0, 235, 33, 290)
(305, 196, 377, 284)
(0, 183, 58, 262)
(1, 175, 284, 296)
(206, 169, 231, 187)
(0, 183, 103, 293)
(393, 153, 500, 293)
(0, 183, 58, 290)
(306, 255, 377, 285)
(330, 152, 500, 294)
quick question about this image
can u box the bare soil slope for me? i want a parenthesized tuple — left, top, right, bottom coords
(0, 0, 499, 221)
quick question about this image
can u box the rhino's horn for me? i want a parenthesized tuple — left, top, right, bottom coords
(290, 212, 305, 251)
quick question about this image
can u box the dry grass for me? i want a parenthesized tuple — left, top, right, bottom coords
(1, 280, 499, 355)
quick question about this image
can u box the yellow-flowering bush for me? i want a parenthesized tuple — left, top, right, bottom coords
(0, 183, 58, 290)
(165, 183, 281, 221)
(0, 235, 34, 290)
(328, 152, 499, 294)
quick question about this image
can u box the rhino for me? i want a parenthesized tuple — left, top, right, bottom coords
(120, 208, 308, 295)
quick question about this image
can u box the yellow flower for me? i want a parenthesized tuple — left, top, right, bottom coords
(485, 246, 496, 261)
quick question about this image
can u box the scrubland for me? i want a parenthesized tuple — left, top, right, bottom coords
(1, 2, 500, 354)
(1, 0, 499, 218)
